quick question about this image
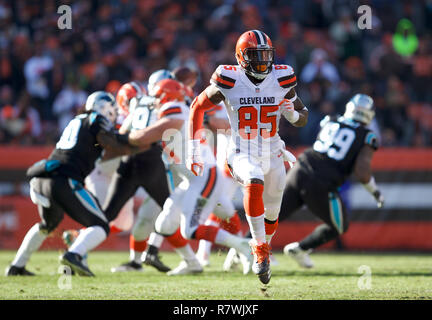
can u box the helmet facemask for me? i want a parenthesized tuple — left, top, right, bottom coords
(344, 94, 375, 126)
(96, 100, 117, 124)
(238, 47, 274, 80)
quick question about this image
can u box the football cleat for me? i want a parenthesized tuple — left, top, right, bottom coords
(60, 252, 94, 277)
(196, 254, 210, 268)
(167, 259, 203, 276)
(249, 240, 271, 284)
(143, 252, 171, 272)
(5, 265, 35, 276)
(62, 229, 88, 268)
(110, 261, 143, 273)
(283, 242, 314, 269)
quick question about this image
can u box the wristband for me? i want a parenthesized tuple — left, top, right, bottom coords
(188, 139, 201, 156)
(362, 176, 378, 194)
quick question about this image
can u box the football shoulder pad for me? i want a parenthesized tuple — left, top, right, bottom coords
(158, 102, 186, 120)
(273, 64, 297, 89)
(210, 65, 240, 90)
(365, 130, 379, 150)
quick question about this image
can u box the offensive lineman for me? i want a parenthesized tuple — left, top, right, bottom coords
(6, 92, 135, 276)
(187, 30, 308, 284)
(281, 94, 384, 268)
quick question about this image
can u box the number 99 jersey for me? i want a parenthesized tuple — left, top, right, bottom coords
(300, 115, 379, 188)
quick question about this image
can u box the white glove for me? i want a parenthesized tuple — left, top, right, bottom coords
(373, 190, 385, 208)
(187, 140, 204, 176)
(280, 148, 296, 168)
(279, 99, 300, 124)
(362, 176, 384, 208)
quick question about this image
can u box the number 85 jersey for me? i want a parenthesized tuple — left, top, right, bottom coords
(210, 64, 297, 159)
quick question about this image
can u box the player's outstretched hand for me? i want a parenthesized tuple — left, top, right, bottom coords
(373, 190, 384, 208)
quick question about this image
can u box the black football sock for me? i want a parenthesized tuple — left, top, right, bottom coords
(298, 224, 339, 251)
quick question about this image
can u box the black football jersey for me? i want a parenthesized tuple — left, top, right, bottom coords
(299, 115, 379, 189)
(125, 102, 162, 162)
(48, 112, 110, 182)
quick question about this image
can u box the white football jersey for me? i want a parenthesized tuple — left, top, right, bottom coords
(210, 64, 297, 159)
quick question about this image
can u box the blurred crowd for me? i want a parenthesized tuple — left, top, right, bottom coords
(0, 0, 431, 147)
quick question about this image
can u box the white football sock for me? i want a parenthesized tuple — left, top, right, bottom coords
(245, 214, 266, 244)
(148, 232, 163, 248)
(130, 249, 144, 264)
(214, 228, 248, 250)
(175, 244, 197, 262)
(69, 226, 107, 257)
(12, 223, 47, 267)
(196, 240, 212, 259)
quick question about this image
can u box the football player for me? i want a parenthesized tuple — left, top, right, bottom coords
(101, 85, 175, 273)
(281, 94, 384, 268)
(122, 78, 253, 275)
(6, 91, 137, 276)
(187, 30, 308, 284)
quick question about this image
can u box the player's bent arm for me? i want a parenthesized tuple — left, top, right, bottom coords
(353, 145, 374, 184)
(96, 131, 145, 161)
(128, 118, 184, 148)
(284, 88, 308, 127)
(188, 85, 224, 141)
(118, 113, 134, 134)
(354, 145, 384, 207)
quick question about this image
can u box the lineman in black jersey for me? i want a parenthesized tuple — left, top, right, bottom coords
(103, 93, 172, 272)
(280, 94, 385, 268)
(6, 91, 136, 277)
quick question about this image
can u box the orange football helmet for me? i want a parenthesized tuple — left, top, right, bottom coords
(235, 30, 274, 80)
(116, 81, 146, 115)
(153, 79, 185, 106)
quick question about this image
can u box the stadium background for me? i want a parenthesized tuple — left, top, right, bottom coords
(0, 0, 431, 252)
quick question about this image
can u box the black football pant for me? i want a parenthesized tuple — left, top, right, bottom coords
(30, 176, 110, 234)
(103, 148, 170, 223)
(279, 162, 349, 250)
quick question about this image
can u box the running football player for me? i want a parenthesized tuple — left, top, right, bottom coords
(281, 94, 384, 268)
(187, 30, 308, 284)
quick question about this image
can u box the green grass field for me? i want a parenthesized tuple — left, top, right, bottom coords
(1, 250, 431, 300)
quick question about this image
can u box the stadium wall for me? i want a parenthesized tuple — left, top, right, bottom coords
(0, 146, 431, 252)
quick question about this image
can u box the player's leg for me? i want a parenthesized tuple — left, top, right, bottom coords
(300, 189, 349, 250)
(278, 165, 315, 268)
(227, 152, 271, 283)
(103, 161, 140, 223)
(196, 173, 241, 268)
(179, 166, 252, 274)
(53, 177, 111, 276)
(262, 154, 287, 244)
(154, 187, 202, 275)
(6, 178, 63, 276)
(136, 155, 173, 271)
(196, 213, 220, 267)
